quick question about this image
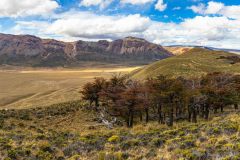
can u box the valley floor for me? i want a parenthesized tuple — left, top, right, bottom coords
(0, 101, 239, 160)
(0, 66, 141, 109)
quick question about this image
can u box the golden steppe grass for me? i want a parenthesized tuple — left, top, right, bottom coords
(0, 66, 141, 109)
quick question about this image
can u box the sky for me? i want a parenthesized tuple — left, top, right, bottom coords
(0, 0, 240, 49)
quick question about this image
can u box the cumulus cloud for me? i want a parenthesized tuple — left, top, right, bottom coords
(11, 21, 52, 37)
(120, 0, 153, 5)
(144, 16, 240, 48)
(221, 5, 240, 20)
(80, 0, 113, 9)
(188, 3, 205, 14)
(0, 0, 59, 18)
(155, 0, 167, 11)
(47, 11, 151, 39)
(188, 1, 224, 15)
(189, 1, 240, 19)
(8, 9, 240, 49)
(205, 1, 224, 14)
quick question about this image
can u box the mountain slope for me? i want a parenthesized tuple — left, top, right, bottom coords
(132, 48, 240, 79)
(164, 46, 193, 55)
(0, 34, 172, 67)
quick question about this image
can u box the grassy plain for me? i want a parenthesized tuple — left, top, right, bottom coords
(0, 66, 141, 109)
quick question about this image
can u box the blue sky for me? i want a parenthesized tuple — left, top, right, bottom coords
(0, 0, 240, 49)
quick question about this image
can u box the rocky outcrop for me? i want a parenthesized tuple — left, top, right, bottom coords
(0, 33, 173, 67)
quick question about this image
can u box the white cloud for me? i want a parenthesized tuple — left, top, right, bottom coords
(173, 7, 181, 10)
(155, 0, 167, 11)
(188, 3, 205, 14)
(220, 5, 240, 20)
(47, 11, 151, 39)
(120, 0, 153, 5)
(0, 0, 59, 18)
(9, 10, 240, 49)
(80, 0, 113, 9)
(205, 1, 224, 14)
(189, 1, 240, 19)
(144, 16, 240, 49)
(11, 21, 52, 37)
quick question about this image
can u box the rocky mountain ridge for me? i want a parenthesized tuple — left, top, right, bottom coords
(0, 34, 172, 67)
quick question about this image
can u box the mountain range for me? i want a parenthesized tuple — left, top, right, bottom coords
(0, 33, 172, 67)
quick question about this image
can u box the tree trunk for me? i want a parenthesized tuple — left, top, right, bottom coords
(179, 104, 183, 116)
(200, 105, 204, 118)
(90, 101, 93, 107)
(129, 110, 134, 127)
(145, 108, 149, 123)
(126, 112, 130, 127)
(192, 107, 197, 123)
(163, 113, 166, 122)
(139, 111, 143, 122)
(175, 106, 179, 117)
(188, 106, 192, 122)
(220, 105, 224, 112)
(157, 104, 163, 124)
(234, 104, 238, 110)
(95, 99, 99, 108)
(214, 108, 218, 113)
(168, 105, 174, 126)
(204, 104, 209, 120)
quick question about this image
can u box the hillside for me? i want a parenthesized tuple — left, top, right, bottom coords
(164, 46, 193, 55)
(164, 46, 240, 55)
(0, 101, 239, 159)
(0, 34, 172, 67)
(132, 48, 240, 79)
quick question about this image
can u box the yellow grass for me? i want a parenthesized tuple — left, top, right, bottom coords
(0, 66, 142, 109)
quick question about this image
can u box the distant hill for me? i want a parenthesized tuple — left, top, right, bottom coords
(0, 34, 172, 67)
(132, 48, 240, 79)
(164, 46, 193, 55)
(206, 47, 240, 55)
(165, 45, 240, 55)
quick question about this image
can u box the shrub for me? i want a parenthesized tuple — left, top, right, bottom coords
(67, 155, 81, 160)
(7, 149, 17, 159)
(180, 139, 195, 149)
(19, 112, 31, 120)
(108, 135, 120, 143)
(98, 151, 106, 160)
(174, 149, 197, 159)
(151, 138, 165, 147)
(98, 151, 123, 160)
(207, 127, 221, 135)
(0, 118, 4, 128)
(120, 139, 140, 150)
(39, 141, 52, 153)
(36, 150, 53, 160)
(166, 137, 181, 145)
(222, 122, 239, 133)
